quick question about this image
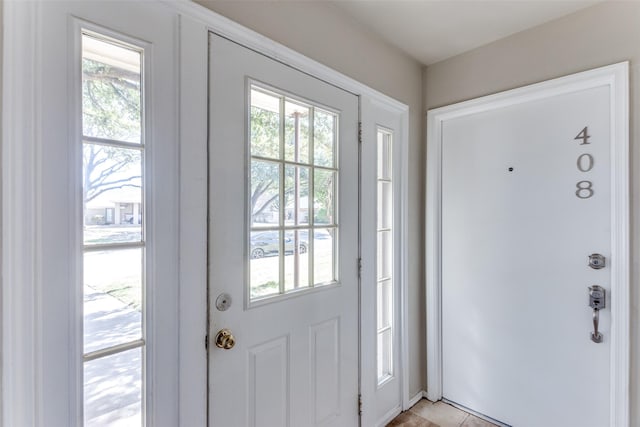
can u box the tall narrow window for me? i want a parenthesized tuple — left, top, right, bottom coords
(249, 84, 338, 301)
(377, 128, 394, 384)
(81, 32, 145, 426)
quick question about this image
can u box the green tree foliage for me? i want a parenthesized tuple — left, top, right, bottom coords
(250, 106, 281, 222)
(310, 110, 335, 224)
(250, 104, 335, 226)
(83, 58, 141, 142)
(82, 58, 142, 209)
(250, 105, 312, 223)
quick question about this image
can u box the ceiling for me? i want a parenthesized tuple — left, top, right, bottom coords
(330, 0, 601, 66)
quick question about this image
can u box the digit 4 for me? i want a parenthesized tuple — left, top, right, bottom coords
(574, 126, 591, 145)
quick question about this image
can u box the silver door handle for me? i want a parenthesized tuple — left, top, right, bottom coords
(588, 285, 605, 344)
(591, 309, 603, 343)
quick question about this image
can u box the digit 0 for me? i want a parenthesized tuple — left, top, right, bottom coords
(576, 180, 594, 199)
(577, 153, 594, 172)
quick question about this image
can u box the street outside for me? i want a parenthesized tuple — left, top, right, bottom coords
(250, 235, 335, 298)
(84, 226, 142, 426)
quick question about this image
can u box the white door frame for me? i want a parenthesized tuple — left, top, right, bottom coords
(173, 2, 411, 423)
(3, 0, 410, 425)
(425, 63, 630, 426)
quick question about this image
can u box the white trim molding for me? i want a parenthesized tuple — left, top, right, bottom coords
(177, 14, 209, 427)
(425, 62, 630, 426)
(165, 0, 407, 113)
(2, 1, 43, 425)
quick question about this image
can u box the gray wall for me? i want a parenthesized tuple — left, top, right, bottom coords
(424, 2, 640, 424)
(196, 0, 427, 398)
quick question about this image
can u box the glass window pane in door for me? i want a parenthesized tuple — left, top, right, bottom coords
(284, 229, 310, 291)
(250, 160, 280, 228)
(250, 231, 281, 299)
(314, 169, 335, 226)
(82, 35, 142, 144)
(250, 88, 281, 159)
(285, 101, 310, 163)
(314, 228, 335, 285)
(285, 165, 309, 226)
(313, 109, 336, 168)
(248, 84, 340, 301)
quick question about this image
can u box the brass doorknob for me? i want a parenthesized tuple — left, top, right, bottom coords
(215, 328, 235, 349)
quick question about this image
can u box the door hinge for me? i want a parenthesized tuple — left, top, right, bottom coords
(205, 335, 209, 350)
(358, 121, 362, 144)
(358, 257, 362, 279)
(358, 394, 362, 415)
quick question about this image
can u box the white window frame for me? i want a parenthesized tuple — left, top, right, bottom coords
(376, 125, 395, 386)
(78, 27, 148, 424)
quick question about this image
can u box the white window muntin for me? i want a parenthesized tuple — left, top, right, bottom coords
(376, 126, 394, 385)
(247, 81, 340, 305)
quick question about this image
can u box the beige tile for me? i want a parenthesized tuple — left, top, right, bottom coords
(460, 414, 499, 427)
(409, 399, 435, 414)
(386, 411, 439, 427)
(409, 400, 467, 427)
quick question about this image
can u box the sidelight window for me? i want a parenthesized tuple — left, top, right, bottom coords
(377, 128, 394, 384)
(81, 32, 145, 426)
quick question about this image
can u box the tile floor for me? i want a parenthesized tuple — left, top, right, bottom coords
(387, 399, 498, 427)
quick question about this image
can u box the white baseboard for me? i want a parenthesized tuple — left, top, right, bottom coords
(407, 391, 426, 409)
(377, 405, 403, 427)
(422, 390, 433, 401)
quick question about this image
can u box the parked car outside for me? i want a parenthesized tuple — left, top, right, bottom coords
(250, 231, 308, 259)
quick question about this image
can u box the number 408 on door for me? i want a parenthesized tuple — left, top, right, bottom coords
(574, 126, 594, 199)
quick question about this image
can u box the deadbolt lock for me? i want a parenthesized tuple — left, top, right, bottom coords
(588, 253, 606, 270)
(215, 328, 236, 350)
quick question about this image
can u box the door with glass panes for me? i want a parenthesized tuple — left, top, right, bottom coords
(208, 33, 360, 426)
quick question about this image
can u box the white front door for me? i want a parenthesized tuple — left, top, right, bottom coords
(208, 33, 360, 426)
(431, 65, 629, 426)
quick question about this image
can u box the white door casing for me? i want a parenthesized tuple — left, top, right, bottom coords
(426, 63, 629, 426)
(208, 33, 359, 427)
